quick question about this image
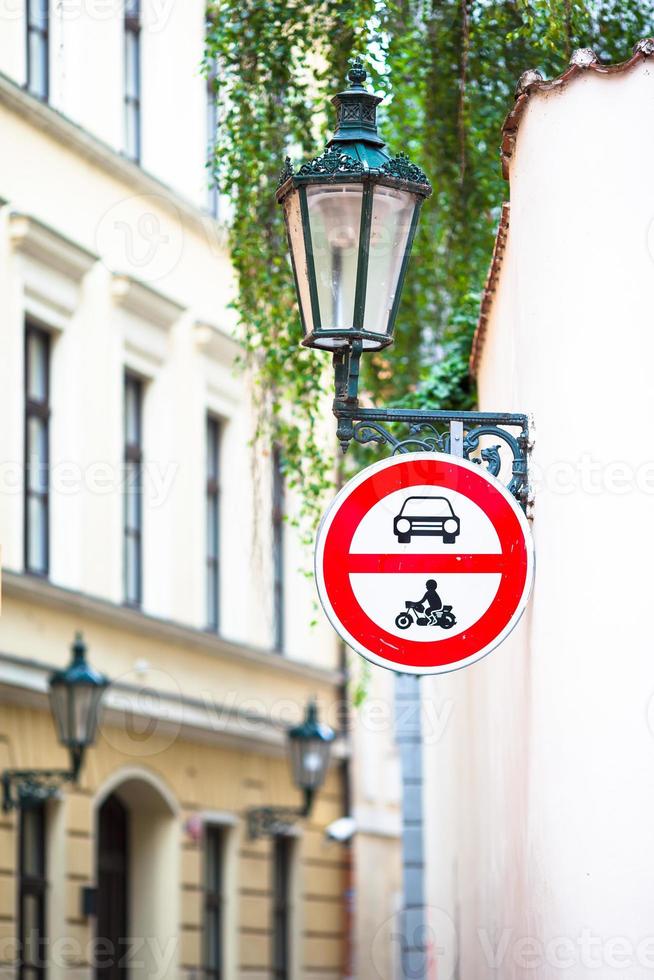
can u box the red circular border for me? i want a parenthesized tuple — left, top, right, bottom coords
(322, 457, 529, 669)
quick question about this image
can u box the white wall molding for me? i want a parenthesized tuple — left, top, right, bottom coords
(9, 211, 98, 281)
(93, 765, 180, 816)
(194, 319, 239, 367)
(112, 273, 185, 330)
(9, 211, 98, 329)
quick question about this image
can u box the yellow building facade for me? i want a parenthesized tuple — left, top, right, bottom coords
(0, 577, 348, 978)
(0, 1, 416, 976)
(0, 3, 352, 975)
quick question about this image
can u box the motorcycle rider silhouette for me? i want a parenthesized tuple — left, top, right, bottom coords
(395, 579, 456, 631)
(416, 579, 442, 614)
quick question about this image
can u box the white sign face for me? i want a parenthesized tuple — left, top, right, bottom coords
(315, 453, 534, 675)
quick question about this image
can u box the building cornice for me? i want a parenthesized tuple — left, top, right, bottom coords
(0, 70, 224, 243)
(112, 273, 185, 329)
(194, 319, 240, 366)
(9, 211, 98, 279)
(0, 650, 349, 760)
(2, 571, 344, 687)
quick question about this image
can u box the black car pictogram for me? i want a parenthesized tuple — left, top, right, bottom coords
(393, 495, 461, 544)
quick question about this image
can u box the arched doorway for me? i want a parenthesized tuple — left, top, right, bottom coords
(94, 770, 180, 980)
(97, 794, 129, 977)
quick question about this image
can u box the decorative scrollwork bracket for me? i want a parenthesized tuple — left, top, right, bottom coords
(332, 347, 533, 513)
(2, 768, 77, 812)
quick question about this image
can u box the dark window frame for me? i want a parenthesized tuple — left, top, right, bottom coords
(123, 372, 143, 607)
(26, 0, 49, 101)
(272, 445, 285, 652)
(272, 835, 292, 980)
(203, 824, 224, 979)
(18, 803, 47, 979)
(206, 415, 222, 631)
(24, 322, 51, 577)
(124, 0, 141, 162)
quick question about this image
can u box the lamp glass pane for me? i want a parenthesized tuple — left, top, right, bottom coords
(307, 184, 363, 342)
(73, 685, 94, 745)
(283, 189, 314, 335)
(289, 737, 331, 791)
(48, 684, 68, 744)
(49, 682, 104, 748)
(363, 186, 418, 336)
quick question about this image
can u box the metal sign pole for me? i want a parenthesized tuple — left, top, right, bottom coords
(395, 670, 427, 978)
(395, 421, 465, 978)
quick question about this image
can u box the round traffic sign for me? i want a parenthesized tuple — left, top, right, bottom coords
(315, 452, 534, 675)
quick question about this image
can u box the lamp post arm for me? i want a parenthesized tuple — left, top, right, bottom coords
(2, 747, 86, 812)
(302, 786, 315, 818)
(246, 787, 317, 839)
(331, 349, 532, 510)
(246, 803, 307, 840)
(2, 766, 77, 813)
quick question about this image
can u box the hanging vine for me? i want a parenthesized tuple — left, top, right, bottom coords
(204, 0, 379, 543)
(205, 0, 654, 537)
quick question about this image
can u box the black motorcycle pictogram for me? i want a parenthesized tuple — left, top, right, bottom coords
(394, 579, 456, 631)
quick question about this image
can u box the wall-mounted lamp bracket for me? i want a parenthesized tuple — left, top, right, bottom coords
(2, 748, 83, 812)
(246, 788, 314, 840)
(331, 350, 532, 511)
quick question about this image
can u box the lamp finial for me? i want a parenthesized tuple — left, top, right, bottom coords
(72, 631, 86, 661)
(347, 57, 367, 89)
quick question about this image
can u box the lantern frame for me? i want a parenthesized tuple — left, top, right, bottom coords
(48, 631, 109, 764)
(2, 632, 109, 811)
(276, 59, 432, 353)
(287, 698, 335, 802)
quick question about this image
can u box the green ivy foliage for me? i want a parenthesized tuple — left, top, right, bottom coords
(205, 0, 653, 535)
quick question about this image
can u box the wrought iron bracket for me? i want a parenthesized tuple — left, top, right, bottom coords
(2, 749, 83, 811)
(2, 769, 75, 812)
(247, 789, 314, 839)
(332, 347, 533, 512)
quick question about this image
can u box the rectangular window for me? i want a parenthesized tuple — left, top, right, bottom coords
(206, 416, 221, 631)
(204, 825, 224, 979)
(272, 446, 285, 651)
(24, 324, 50, 576)
(206, 57, 219, 218)
(26, 0, 49, 101)
(124, 373, 143, 606)
(18, 803, 47, 979)
(124, 0, 141, 162)
(272, 836, 291, 980)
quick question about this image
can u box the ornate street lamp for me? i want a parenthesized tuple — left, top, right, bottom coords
(247, 699, 335, 839)
(277, 58, 431, 355)
(2, 632, 109, 811)
(277, 56, 533, 980)
(287, 698, 335, 812)
(276, 57, 531, 500)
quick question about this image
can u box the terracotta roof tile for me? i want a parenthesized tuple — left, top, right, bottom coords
(470, 201, 510, 376)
